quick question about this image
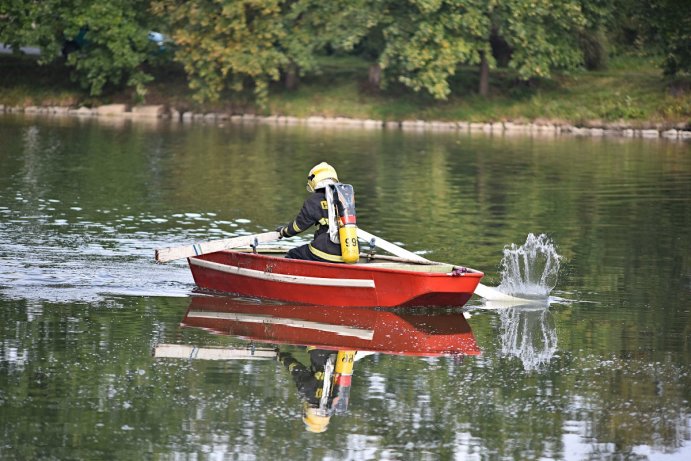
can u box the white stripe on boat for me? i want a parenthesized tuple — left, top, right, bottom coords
(189, 258, 376, 288)
(187, 311, 375, 340)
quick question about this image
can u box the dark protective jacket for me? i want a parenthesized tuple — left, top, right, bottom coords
(277, 189, 343, 262)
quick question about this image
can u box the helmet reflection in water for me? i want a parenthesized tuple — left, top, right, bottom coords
(303, 405, 331, 433)
(278, 348, 356, 433)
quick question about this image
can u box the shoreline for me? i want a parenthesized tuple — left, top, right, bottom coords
(2, 103, 690, 140)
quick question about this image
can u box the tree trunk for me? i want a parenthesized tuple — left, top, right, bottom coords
(479, 51, 490, 97)
(285, 63, 299, 90)
(368, 63, 382, 88)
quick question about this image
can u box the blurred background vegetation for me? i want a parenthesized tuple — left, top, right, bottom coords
(0, 0, 689, 126)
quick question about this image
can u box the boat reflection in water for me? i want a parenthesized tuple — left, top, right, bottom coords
(155, 295, 480, 433)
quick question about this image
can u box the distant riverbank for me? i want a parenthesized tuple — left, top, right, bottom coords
(2, 103, 690, 141)
(1, 54, 689, 138)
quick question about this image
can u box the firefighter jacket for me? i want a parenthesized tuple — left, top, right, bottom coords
(277, 188, 343, 262)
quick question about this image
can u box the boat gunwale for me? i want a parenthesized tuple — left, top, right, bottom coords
(189, 249, 483, 278)
(189, 257, 378, 288)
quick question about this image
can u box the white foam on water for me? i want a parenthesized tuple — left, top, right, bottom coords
(497, 233, 562, 299)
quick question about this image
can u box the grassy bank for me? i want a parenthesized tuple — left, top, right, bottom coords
(1, 53, 689, 128)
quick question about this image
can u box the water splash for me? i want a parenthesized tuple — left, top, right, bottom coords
(497, 233, 562, 298)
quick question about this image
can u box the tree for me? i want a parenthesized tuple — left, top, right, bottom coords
(0, 0, 36, 52)
(638, 0, 691, 76)
(305, 0, 387, 87)
(318, 1, 591, 99)
(0, 0, 160, 98)
(378, 0, 484, 99)
(488, 1, 588, 90)
(152, 0, 327, 107)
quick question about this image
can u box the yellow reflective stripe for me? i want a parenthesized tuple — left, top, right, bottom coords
(292, 221, 302, 233)
(309, 244, 344, 262)
(318, 217, 328, 226)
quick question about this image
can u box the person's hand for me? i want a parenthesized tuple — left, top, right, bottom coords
(275, 226, 284, 239)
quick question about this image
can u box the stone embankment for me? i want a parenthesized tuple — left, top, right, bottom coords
(2, 103, 689, 140)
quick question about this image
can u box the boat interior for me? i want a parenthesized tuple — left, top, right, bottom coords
(233, 246, 471, 274)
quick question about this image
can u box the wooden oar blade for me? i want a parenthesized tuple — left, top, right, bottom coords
(473, 283, 534, 303)
(155, 231, 280, 263)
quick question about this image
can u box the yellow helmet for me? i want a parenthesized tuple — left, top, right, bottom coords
(307, 162, 339, 192)
(303, 406, 331, 433)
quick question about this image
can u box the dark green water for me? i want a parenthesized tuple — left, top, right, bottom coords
(1, 114, 689, 460)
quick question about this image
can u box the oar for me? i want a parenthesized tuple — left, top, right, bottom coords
(357, 228, 428, 262)
(154, 344, 277, 360)
(356, 228, 532, 303)
(155, 231, 280, 263)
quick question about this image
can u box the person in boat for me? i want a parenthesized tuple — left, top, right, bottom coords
(275, 162, 346, 263)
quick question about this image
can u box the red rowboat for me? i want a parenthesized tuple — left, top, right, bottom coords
(187, 249, 484, 308)
(181, 295, 481, 357)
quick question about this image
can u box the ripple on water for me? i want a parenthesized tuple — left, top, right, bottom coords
(0, 206, 241, 303)
(0, 199, 297, 304)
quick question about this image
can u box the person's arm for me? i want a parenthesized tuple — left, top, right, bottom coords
(276, 195, 322, 238)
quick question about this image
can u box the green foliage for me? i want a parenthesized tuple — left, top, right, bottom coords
(607, 0, 691, 76)
(317, 0, 591, 100)
(148, 0, 605, 103)
(152, 0, 327, 108)
(0, 0, 36, 50)
(642, 0, 691, 76)
(2, 0, 688, 106)
(378, 0, 483, 99)
(493, 1, 587, 80)
(596, 93, 645, 120)
(64, 2, 155, 97)
(0, 0, 159, 98)
(301, 0, 384, 53)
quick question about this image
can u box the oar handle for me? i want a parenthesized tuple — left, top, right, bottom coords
(155, 231, 281, 262)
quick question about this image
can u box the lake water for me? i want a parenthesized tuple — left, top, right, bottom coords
(0, 114, 689, 460)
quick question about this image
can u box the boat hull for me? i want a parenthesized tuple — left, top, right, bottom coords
(188, 250, 483, 308)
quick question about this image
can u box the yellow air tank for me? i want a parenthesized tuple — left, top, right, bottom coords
(339, 224, 359, 264)
(332, 183, 359, 264)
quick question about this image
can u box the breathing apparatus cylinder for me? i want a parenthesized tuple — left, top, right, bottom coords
(339, 222, 359, 264)
(333, 184, 359, 264)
